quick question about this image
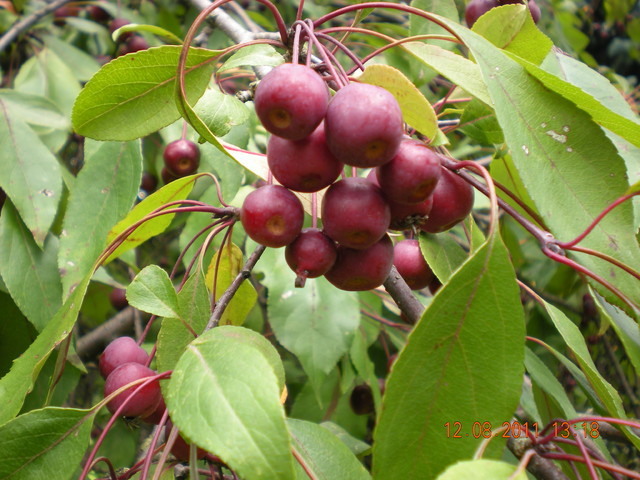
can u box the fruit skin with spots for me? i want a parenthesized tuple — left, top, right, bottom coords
(393, 239, 434, 290)
(321, 177, 390, 250)
(324, 234, 393, 291)
(267, 123, 343, 193)
(254, 63, 329, 141)
(240, 185, 304, 248)
(324, 82, 404, 168)
(163, 139, 200, 177)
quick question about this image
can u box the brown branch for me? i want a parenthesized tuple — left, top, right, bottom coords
(205, 244, 266, 330)
(507, 437, 570, 480)
(383, 266, 425, 324)
(76, 307, 137, 358)
(0, 0, 74, 52)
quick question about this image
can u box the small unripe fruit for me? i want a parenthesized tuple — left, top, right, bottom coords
(254, 64, 329, 141)
(420, 167, 474, 233)
(241, 185, 304, 248)
(322, 177, 390, 250)
(324, 234, 393, 291)
(99, 336, 149, 379)
(376, 140, 441, 204)
(109, 287, 128, 310)
(393, 239, 434, 290)
(325, 83, 404, 168)
(104, 363, 161, 417)
(163, 139, 200, 177)
(267, 123, 342, 193)
(285, 228, 337, 284)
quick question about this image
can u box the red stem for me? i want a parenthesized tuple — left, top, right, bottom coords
(543, 247, 639, 312)
(557, 192, 639, 248)
(565, 245, 640, 281)
(79, 371, 172, 480)
(139, 408, 170, 480)
(541, 452, 640, 479)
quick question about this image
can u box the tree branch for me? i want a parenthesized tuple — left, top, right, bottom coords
(205, 244, 266, 330)
(76, 307, 136, 358)
(507, 437, 570, 480)
(383, 266, 425, 324)
(0, 0, 73, 52)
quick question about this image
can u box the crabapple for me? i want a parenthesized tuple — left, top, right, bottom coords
(321, 177, 390, 249)
(393, 239, 434, 290)
(324, 234, 393, 291)
(420, 167, 474, 233)
(324, 83, 404, 167)
(267, 123, 342, 193)
(99, 336, 148, 378)
(241, 185, 304, 248)
(104, 363, 161, 417)
(254, 64, 329, 141)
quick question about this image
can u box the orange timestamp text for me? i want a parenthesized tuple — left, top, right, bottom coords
(444, 420, 601, 439)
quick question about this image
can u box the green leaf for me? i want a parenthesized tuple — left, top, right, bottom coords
(0, 292, 35, 378)
(593, 291, 640, 375)
(218, 44, 285, 72)
(156, 269, 209, 375)
(0, 407, 95, 480)
(288, 419, 370, 480)
(58, 140, 142, 300)
(472, 4, 552, 64)
(0, 271, 91, 425)
(349, 330, 382, 413)
(127, 265, 179, 318)
(257, 248, 360, 394)
(42, 34, 101, 82)
(524, 347, 577, 418)
(104, 174, 198, 262)
(194, 88, 250, 137)
(436, 459, 526, 479)
(72, 46, 220, 141)
(409, 0, 459, 50)
(0, 204, 62, 331)
(358, 64, 438, 140)
(0, 99, 62, 246)
(490, 154, 540, 225)
(438, 17, 640, 313)
(418, 231, 467, 283)
(373, 232, 525, 479)
(403, 42, 491, 106)
(458, 97, 503, 144)
(206, 242, 257, 326)
(541, 300, 640, 448)
(112, 23, 183, 44)
(0, 89, 68, 130)
(167, 327, 295, 480)
(512, 54, 640, 149)
(319, 422, 370, 456)
(14, 48, 80, 118)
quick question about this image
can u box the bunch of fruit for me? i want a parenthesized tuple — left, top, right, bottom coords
(240, 63, 474, 291)
(99, 336, 203, 461)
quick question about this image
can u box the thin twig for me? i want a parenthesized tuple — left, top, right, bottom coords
(0, 0, 72, 52)
(205, 244, 266, 330)
(383, 266, 425, 324)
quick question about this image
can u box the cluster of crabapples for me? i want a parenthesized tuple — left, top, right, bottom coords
(240, 63, 474, 291)
(100, 337, 204, 461)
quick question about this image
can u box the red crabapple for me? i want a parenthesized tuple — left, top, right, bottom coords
(420, 167, 474, 233)
(393, 239, 434, 290)
(104, 363, 161, 417)
(99, 336, 149, 379)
